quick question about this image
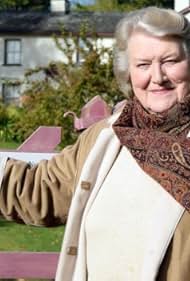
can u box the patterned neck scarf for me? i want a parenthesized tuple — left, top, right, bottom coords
(113, 96, 190, 212)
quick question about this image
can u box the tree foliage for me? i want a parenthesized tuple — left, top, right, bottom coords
(11, 26, 124, 147)
(0, 0, 49, 10)
(0, 101, 21, 142)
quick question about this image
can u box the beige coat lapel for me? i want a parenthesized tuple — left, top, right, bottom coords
(72, 129, 121, 280)
(55, 125, 121, 281)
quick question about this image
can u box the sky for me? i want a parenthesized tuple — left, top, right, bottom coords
(71, 0, 95, 5)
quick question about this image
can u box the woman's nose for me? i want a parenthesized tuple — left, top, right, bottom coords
(151, 64, 167, 84)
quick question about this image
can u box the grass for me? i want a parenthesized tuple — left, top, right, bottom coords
(0, 218, 64, 252)
(0, 140, 20, 149)
(0, 140, 65, 252)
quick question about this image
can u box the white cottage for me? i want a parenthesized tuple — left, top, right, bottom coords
(0, 0, 124, 104)
(175, 0, 190, 20)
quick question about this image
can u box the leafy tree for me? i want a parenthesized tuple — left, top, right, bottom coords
(0, 101, 9, 141)
(0, 0, 49, 10)
(123, 0, 174, 9)
(0, 101, 20, 141)
(10, 27, 124, 147)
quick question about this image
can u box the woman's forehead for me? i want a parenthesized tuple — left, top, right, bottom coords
(127, 31, 185, 58)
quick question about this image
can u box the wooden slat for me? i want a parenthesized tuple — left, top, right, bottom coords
(17, 126, 61, 152)
(0, 151, 56, 162)
(0, 252, 59, 279)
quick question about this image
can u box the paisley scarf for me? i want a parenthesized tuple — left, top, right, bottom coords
(113, 96, 190, 212)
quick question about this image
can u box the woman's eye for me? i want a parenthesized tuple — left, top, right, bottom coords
(164, 60, 177, 65)
(137, 63, 150, 69)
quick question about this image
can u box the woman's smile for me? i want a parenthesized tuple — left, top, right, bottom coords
(149, 86, 175, 95)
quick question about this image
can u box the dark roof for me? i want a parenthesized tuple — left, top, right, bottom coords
(0, 11, 126, 36)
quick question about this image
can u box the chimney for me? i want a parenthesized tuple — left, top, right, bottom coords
(50, 0, 70, 13)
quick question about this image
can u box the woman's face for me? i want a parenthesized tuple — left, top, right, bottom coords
(128, 31, 190, 113)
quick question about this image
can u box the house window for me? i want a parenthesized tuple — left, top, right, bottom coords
(76, 38, 88, 65)
(4, 39, 22, 65)
(2, 84, 20, 104)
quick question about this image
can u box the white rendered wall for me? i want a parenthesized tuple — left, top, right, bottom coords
(174, 0, 190, 22)
(50, 0, 66, 12)
(175, 0, 190, 11)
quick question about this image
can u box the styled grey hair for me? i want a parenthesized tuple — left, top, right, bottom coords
(114, 6, 190, 98)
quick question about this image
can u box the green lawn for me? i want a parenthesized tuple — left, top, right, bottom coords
(0, 141, 65, 252)
(0, 218, 64, 252)
(0, 140, 20, 149)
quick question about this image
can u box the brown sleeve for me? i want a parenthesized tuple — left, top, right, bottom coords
(0, 119, 107, 226)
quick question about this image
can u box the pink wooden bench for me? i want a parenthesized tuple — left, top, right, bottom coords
(0, 252, 59, 279)
(0, 126, 61, 279)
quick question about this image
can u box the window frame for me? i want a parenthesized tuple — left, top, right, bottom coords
(4, 39, 22, 66)
(2, 83, 21, 104)
(76, 37, 90, 65)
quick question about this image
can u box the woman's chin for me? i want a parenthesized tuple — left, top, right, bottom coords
(146, 103, 177, 114)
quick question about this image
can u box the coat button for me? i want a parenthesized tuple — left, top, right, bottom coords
(66, 246, 77, 256)
(81, 181, 91, 190)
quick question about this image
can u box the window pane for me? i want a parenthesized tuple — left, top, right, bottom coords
(7, 41, 15, 52)
(7, 53, 14, 64)
(14, 41, 21, 52)
(14, 53, 21, 64)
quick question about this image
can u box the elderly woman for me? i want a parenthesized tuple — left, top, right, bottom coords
(0, 6, 190, 281)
